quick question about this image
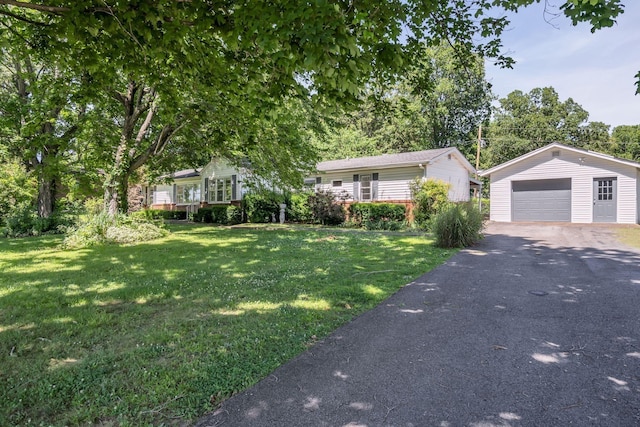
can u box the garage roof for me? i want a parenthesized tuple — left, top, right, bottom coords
(479, 142, 640, 177)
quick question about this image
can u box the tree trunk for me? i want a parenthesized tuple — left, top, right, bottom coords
(37, 174, 55, 219)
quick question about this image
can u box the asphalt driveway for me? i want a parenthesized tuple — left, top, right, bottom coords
(195, 223, 640, 426)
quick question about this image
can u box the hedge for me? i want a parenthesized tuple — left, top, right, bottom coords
(349, 203, 406, 227)
(193, 205, 242, 225)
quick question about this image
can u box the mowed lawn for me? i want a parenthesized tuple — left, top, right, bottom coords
(0, 225, 453, 426)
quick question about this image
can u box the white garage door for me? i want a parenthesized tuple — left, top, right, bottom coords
(512, 179, 571, 222)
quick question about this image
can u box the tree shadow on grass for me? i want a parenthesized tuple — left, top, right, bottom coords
(0, 227, 440, 425)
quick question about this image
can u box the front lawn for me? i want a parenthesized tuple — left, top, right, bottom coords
(0, 225, 453, 426)
(616, 226, 640, 249)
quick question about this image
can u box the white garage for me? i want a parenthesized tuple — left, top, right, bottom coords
(479, 143, 640, 224)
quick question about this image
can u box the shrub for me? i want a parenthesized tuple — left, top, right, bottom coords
(410, 178, 451, 229)
(308, 190, 345, 225)
(349, 203, 406, 229)
(226, 205, 243, 225)
(192, 205, 242, 225)
(3, 202, 38, 237)
(287, 191, 313, 223)
(131, 209, 186, 221)
(432, 202, 484, 248)
(63, 212, 168, 249)
(3, 201, 80, 237)
(243, 191, 283, 223)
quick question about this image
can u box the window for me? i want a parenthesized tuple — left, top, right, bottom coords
(176, 183, 200, 204)
(360, 174, 371, 200)
(332, 180, 342, 187)
(209, 177, 232, 202)
(597, 179, 614, 201)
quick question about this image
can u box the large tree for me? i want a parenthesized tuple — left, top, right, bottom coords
(316, 42, 492, 161)
(0, 44, 85, 219)
(483, 87, 607, 166)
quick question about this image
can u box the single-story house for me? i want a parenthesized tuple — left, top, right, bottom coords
(479, 142, 640, 224)
(143, 159, 247, 210)
(314, 147, 480, 209)
(143, 147, 479, 212)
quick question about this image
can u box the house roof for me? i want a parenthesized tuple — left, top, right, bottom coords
(479, 142, 640, 177)
(170, 168, 201, 179)
(317, 147, 475, 173)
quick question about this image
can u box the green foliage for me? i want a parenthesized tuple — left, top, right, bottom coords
(287, 192, 314, 223)
(410, 178, 451, 228)
(349, 203, 406, 230)
(308, 190, 346, 225)
(226, 205, 243, 225)
(193, 205, 242, 225)
(243, 191, 284, 223)
(3, 200, 81, 238)
(315, 42, 493, 161)
(0, 159, 36, 226)
(132, 209, 187, 221)
(63, 212, 168, 249)
(433, 203, 484, 248)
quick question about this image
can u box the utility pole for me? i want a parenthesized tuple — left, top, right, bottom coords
(473, 124, 482, 203)
(475, 124, 482, 180)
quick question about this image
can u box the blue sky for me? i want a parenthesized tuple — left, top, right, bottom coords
(484, 2, 640, 129)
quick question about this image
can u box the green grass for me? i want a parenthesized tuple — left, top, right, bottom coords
(0, 225, 454, 426)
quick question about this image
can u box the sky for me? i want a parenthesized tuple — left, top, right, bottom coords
(483, 1, 640, 129)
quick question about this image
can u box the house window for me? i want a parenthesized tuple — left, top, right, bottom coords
(176, 183, 200, 204)
(360, 174, 371, 200)
(210, 177, 232, 202)
(597, 179, 614, 201)
(332, 180, 342, 187)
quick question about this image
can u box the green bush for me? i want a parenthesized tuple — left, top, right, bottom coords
(243, 191, 283, 223)
(3, 202, 38, 237)
(308, 190, 345, 225)
(287, 191, 313, 223)
(432, 202, 484, 248)
(192, 205, 243, 225)
(410, 178, 451, 229)
(3, 201, 80, 237)
(349, 203, 406, 229)
(226, 205, 243, 225)
(63, 212, 168, 249)
(131, 209, 187, 221)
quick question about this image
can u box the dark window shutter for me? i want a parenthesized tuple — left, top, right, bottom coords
(172, 184, 177, 203)
(372, 173, 379, 200)
(231, 175, 237, 200)
(353, 174, 360, 201)
(204, 178, 209, 202)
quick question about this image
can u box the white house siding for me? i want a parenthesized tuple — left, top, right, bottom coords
(200, 159, 244, 202)
(316, 166, 425, 201)
(637, 169, 640, 223)
(426, 155, 471, 201)
(489, 149, 639, 224)
(152, 184, 173, 205)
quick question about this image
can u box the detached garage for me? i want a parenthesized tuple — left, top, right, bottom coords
(480, 143, 640, 224)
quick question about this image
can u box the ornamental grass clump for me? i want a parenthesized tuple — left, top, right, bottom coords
(432, 202, 484, 248)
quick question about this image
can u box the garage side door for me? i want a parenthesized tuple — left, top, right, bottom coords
(512, 179, 571, 222)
